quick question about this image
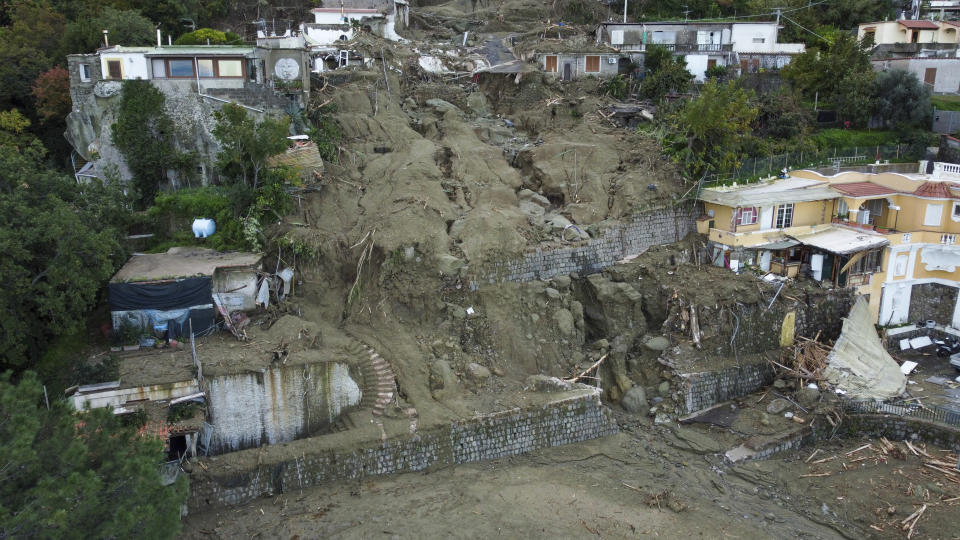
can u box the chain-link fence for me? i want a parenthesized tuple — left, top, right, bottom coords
(843, 399, 960, 429)
(702, 144, 924, 187)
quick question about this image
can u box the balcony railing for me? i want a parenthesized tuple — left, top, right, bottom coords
(639, 43, 733, 53)
(831, 217, 895, 234)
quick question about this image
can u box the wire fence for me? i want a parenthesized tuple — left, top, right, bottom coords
(702, 144, 924, 187)
(843, 399, 960, 429)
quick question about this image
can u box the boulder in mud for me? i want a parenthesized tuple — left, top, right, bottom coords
(554, 308, 575, 337)
(466, 362, 491, 382)
(526, 375, 572, 392)
(621, 386, 649, 415)
(766, 398, 790, 414)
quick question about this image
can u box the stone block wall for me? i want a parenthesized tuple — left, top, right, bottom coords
(469, 204, 698, 287)
(189, 389, 618, 511)
(681, 361, 775, 414)
(908, 282, 958, 326)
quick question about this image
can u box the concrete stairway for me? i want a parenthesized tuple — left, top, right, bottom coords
(342, 339, 397, 438)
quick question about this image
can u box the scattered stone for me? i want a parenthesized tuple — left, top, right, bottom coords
(644, 336, 671, 351)
(436, 254, 465, 276)
(544, 287, 561, 300)
(773, 379, 788, 390)
(530, 313, 539, 323)
(429, 360, 457, 392)
(425, 98, 460, 113)
(551, 275, 572, 290)
(526, 375, 572, 392)
(766, 398, 790, 414)
(657, 381, 671, 397)
(759, 412, 772, 426)
(621, 386, 649, 415)
(592, 339, 610, 350)
(554, 308, 575, 337)
(466, 362, 491, 382)
(796, 387, 820, 408)
(517, 189, 551, 209)
(491, 366, 504, 377)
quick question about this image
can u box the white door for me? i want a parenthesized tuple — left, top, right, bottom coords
(759, 206, 774, 230)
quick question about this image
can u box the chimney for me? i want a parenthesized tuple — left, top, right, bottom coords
(103, 29, 109, 48)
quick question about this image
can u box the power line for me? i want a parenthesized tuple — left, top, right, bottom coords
(780, 13, 831, 43)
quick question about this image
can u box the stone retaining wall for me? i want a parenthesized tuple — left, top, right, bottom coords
(469, 204, 698, 287)
(681, 361, 776, 414)
(189, 389, 618, 511)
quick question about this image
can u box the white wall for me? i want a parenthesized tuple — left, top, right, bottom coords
(313, 9, 378, 24)
(305, 26, 354, 45)
(100, 51, 150, 80)
(873, 58, 960, 93)
(730, 23, 779, 53)
(685, 54, 710, 81)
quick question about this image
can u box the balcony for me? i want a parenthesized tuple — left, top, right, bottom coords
(626, 43, 733, 53)
(831, 217, 896, 235)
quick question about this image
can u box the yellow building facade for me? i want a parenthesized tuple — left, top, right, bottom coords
(699, 165, 960, 326)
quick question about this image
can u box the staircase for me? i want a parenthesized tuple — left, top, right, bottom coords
(342, 338, 398, 438)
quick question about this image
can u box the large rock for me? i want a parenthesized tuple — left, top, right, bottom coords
(518, 189, 551, 209)
(429, 360, 458, 399)
(436, 254, 466, 276)
(526, 375, 573, 392)
(797, 387, 821, 408)
(554, 308, 575, 337)
(621, 386, 649, 415)
(577, 274, 647, 339)
(425, 98, 461, 114)
(466, 91, 490, 117)
(466, 362, 491, 382)
(766, 398, 790, 414)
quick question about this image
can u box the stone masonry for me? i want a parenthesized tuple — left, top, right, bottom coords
(189, 388, 618, 511)
(681, 361, 775, 414)
(468, 204, 698, 288)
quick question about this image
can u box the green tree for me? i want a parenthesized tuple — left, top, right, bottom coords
(753, 89, 812, 141)
(111, 80, 182, 208)
(781, 31, 875, 125)
(665, 79, 758, 178)
(63, 7, 155, 54)
(640, 45, 692, 101)
(872, 68, 931, 129)
(0, 123, 128, 369)
(213, 103, 290, 190)
(174, 27, 242, 45)
(0, 2, 65, 112)
(0, 371, 186, 538)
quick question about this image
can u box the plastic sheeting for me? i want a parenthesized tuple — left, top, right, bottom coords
(823, 297, 906, 399)
(109, 277, 211, 311)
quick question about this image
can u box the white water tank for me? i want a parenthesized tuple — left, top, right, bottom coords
(192, 218, 216, 238)
(811, 253, 824, 281)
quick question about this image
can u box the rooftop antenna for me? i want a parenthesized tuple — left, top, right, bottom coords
(682, 5, 691, 22)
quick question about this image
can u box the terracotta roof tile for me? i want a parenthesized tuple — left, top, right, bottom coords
(831, 182, 899, 197)
(914, 181, 955, 198)
(898, 20, 940, 30)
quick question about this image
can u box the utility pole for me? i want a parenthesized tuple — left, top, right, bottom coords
(775, 8, 781, 25)
(623, 0, 627, 23)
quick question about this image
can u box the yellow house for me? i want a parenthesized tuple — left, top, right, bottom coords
(858, 19, 959, 46)
(699, 164, 960, 327)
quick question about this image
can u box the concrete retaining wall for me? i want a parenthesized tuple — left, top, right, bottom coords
(189, 389, 618, 510)
(204, 362, 362, 455)
(469, 204, 698, 287)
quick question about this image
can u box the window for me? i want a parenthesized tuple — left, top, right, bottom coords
(611, 30, 624, 45)
(848, 249, 882, 275)
(106, 60, 122, 79)
(152, 58, 167, 78)
(924, 203, 943, 226)
(952, 201, 960, 221)
(197, 59, 215, 77)
(735, 206, 758, 226)
(218, 59, 243, 77)
(168, 59, 194, 77)
(837, 198, 849, 219)
(79, 64, 91, 82)
(775, 203, 794, 228)
(545, 55, 558, 73)
(752, 37, 765, 43)
(247, 58, 259, 82)
(894, 253, 908, 277)
(585, 55, 600, 73)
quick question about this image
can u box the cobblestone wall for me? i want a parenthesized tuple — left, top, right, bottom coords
(469, 204, 698, 287)
(188, 389, 618, 511)
(681, 362, 776, 414)
(908, 282, 958, 327)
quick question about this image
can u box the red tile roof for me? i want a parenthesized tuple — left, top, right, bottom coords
(914, 181, 955, 198)
(831, 182, 899, 197)
(898, 20, 940, 30)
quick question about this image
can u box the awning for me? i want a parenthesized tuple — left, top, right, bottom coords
(787, 226, 888, 255)
(747, 239, 799, 250)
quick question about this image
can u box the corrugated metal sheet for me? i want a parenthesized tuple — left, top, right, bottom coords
(787, 225, 888, 255)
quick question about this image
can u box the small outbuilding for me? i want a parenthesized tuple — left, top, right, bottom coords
(109, 247, 263, 337)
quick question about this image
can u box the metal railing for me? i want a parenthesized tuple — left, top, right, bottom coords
(701, 144, 921, 187)
(843, 399, 960, 429)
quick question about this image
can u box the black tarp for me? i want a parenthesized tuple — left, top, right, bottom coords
(109, 277, 211, 311)
(109, 277, 217, 337)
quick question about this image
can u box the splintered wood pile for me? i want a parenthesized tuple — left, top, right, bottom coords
(774, 334, 830, 383)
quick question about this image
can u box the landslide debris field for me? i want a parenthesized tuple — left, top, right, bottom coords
(175, 2, 960, 537)
(184, 410, 960, 540)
